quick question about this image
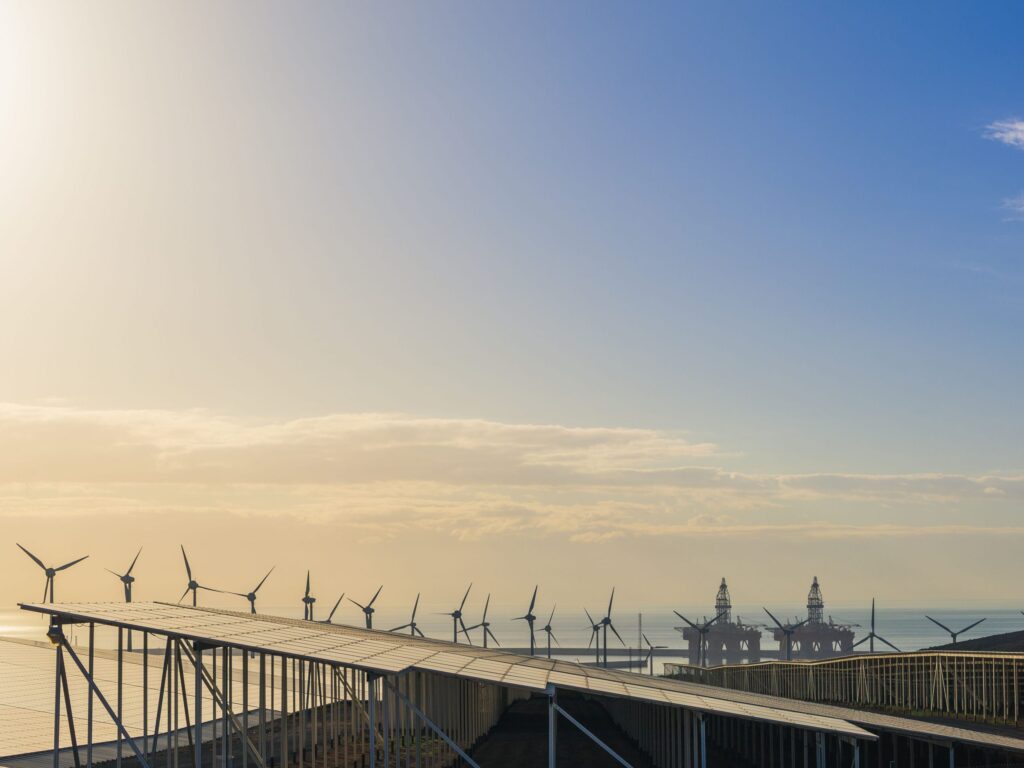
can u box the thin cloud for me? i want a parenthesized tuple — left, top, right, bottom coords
(0, 403, 1020, 543)
(985, 118, 1024, 149)
(1002, 193, 1024, 220)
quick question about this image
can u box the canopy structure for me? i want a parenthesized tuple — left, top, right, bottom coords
(15, 602, 1022, 768)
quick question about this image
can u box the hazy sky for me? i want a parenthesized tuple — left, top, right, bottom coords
(2, 2, 1023, 612)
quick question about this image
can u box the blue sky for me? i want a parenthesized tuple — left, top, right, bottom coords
(1, 2, 1023, 606)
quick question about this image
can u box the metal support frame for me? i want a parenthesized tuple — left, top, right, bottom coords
(57, 634, 153, 768)
(177, 641, 268, 768)
(546, 685, 634, 768)
(383, 675, 482, 768)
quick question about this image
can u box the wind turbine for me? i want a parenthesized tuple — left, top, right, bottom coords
(466, 594, 500, 648)
(584, 608, 602, 664)
(512, 586, 539, 655)
(178, 546, 206, 607)
(673, 610, 725, 667)
(236, 567, 274, 614)
(390, 593, 425, 637)
(444, 583, 473, 644)
(17, 544, 88, 604)
(852, 599, 900, 653)
(764, 608, 810, 661)
(302, 571, 317, 620)
(106, 546, 143, 650)
(319, 594, 345, 625)
(642, 633, 667, 676)
(598, 588, 625, 668)
(926, 615, 985, 647)
(349, 586, 384, 629)
(541, 605, 558, 659)
(106, 547, 142, 603)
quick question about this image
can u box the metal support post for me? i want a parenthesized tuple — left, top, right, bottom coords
(699, 714, 707, 768)
(194, 646, 202, 768)
(59, 637, 153, 768)
(54, 637, 62, 768)
(368, 674, 378, 768)
(87, 624, 94, 768)
(548, 686, 557, 768)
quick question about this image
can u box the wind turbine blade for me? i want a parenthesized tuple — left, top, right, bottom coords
(793, 618, 810, 629)
(254, 566, 275, 593)
(414, 627, 425, 638)
(871, 598, 876, 631)
(487, 628, 501, 647)
(609, 623, 625, 646)
(584, 608, 596, 626)
(348, 598, 366, 610)
(547, 604, 556, 624)
(529, 585, 538, 613)
(181, 546, 192, 581)
(127, 547, 142, 576)
(851, 635, 870, 649)
(482, 594, 491, 622)
(55, 555, 88, 572)
(763, 608, 784, 630)
(328, 594, 344, 622)
(178, 587, 191, 604)
(464, 623, 483, 631)
(389, 624, 411, 633)
(460, 583, 472, 612)
(411, 593, 421, 621)
(707, 610, 725, 627)
(876, 635, 901, 653)
(305, 571, 311, 598)
(368, 585, 383, 608)
(17, 544, 46, 570)
(926, 616, 953, 635)
(607, 587, 615, 617)
(106, 568, 123, 579)
(550, 632, 559, 647)
(43, 582, 49, 602)
(960, 618, 986, 634)
(673, 610, 699, 630)
(587, 628, 597, 649)
(642, 633, 652, 648)
(459, 617, 472, 644)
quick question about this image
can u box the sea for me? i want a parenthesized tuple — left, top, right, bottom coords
(4, 602, 1021, 669)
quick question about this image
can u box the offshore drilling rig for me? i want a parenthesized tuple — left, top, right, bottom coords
(678, 579, 763, 665)
(769, 576, 856, 659)
(679, 577, 856, 665)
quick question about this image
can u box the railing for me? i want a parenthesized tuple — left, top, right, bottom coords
(665, 651, 1024, 726)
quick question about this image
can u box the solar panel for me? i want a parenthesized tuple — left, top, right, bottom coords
(19, 601, 1024, 751)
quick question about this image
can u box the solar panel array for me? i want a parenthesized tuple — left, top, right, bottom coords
(20, 603, 874, 740)
(18, 601, 1024, 754)
(0, 636, 258, 761)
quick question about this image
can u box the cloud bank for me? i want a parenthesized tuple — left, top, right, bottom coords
(0, 403, 1020, 543)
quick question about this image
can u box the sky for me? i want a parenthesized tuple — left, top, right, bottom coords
(1, 2, 1023, 615)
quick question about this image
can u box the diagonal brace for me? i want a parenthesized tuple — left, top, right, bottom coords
(553, 702, 633, 768)
(60, 638, 152, 768)
(383, 677, 481, 768)
(177, 642, 267, 768)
